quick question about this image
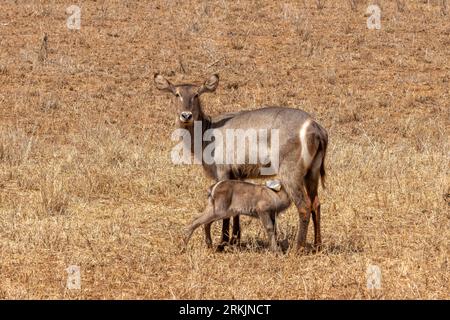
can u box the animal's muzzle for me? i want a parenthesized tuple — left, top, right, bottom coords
(179, 111, 193, 123)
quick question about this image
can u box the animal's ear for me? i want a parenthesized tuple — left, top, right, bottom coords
(154, 73, 175, 93)
(198, 74, 219, 95)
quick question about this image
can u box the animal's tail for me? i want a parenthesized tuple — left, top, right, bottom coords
(319, 135, 327, 189)
(301, 119, 328, 190)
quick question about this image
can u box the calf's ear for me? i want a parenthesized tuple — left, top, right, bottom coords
(198, 74, 219, 95)
(154, 73, 175, 94)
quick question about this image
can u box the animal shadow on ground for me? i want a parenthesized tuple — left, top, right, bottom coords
(214, 233, 364, 256)
(223, 238, 291, 254)
(320, 241, 364, 255)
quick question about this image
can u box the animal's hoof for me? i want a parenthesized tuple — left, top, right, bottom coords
(279, 239, 289, 252)
(216, 243, 227, 252)
(296, 245, 308, 254)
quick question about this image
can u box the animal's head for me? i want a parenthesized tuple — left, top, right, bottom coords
(154, 73, 219, 127)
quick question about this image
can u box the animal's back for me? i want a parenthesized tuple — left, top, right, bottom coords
(214, 106, 311, 134)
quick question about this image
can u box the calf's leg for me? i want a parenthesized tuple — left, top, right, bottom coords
(259, 212, 280, 253)
(184, 207, 230, 251)
(204, 222, 213, 248)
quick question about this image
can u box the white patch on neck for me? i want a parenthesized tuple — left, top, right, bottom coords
(299, 119, 312, 169)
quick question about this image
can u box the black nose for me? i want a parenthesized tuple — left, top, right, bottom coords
(180, 111, 193, 122)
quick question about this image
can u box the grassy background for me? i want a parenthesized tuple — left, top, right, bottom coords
(0, 0, 448, 299)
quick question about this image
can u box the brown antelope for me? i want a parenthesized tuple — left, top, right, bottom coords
(184, 180, 291, 252)
(154, 73, 328, 251)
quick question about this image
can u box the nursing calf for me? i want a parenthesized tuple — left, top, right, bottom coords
(183, 180, 291, 252)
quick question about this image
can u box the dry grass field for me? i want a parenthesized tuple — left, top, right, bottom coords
(0, 0, 449, 299)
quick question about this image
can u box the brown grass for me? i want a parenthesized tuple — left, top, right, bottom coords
(0, 0, 449, 299)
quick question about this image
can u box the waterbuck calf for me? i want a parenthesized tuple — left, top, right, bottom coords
(184, 180, 291, 252)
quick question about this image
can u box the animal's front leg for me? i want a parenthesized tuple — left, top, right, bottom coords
(230, 215, 241, 245)
(217, 218, 230, 251)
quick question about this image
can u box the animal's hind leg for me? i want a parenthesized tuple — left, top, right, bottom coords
(311, 197, 321, 250)
(184, 206, 219, 249)
(289, 184, 312, 252)
(308, 181, 322, 249)
(204, 222, 213, 248)
(278, 152, 311, 252)
(271, 215, 277, 238)
(305, 157, 323, 250)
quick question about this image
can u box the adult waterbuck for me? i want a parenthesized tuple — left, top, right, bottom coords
(154, 73, 328, 251)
